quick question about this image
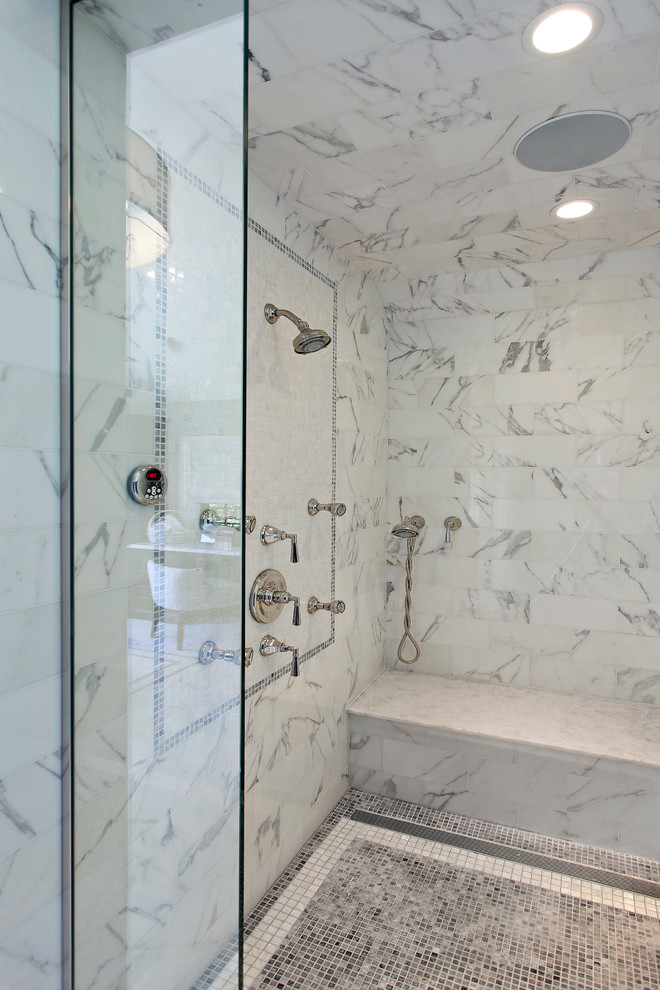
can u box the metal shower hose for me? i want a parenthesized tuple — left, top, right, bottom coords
(397, 535, 421, 664)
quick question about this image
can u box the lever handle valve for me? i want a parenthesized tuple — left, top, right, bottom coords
(261, 525, 299, 563)
(259, 635, 300, 677)
(256, 588, 302, 626)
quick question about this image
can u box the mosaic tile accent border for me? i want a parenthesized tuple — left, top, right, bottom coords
(150, 151, 338, 753)
(152, 149, 169, 754)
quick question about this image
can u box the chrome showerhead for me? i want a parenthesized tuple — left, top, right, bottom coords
(264, 303, 331, 354)
(293, 326, 331, 354)
(391, 515, 425, 540)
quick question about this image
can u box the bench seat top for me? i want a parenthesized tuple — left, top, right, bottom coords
(348, 671, 660, 769)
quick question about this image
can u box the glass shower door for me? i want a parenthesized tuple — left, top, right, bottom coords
(69, 3, 246, 987)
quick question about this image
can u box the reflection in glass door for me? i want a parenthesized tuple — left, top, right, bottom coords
(70, 3, 245, 987)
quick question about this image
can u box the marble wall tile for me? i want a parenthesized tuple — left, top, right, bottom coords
(621, 533, 660, 569)
(385, 242, 660, 705)
(529, 655, 616, 699)
(450, 646, 530, 685)
(531, 593, 618, 632)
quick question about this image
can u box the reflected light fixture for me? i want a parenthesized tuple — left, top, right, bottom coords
(552, 199, 598, 219)
(523, 3, 603, 55)
(126, 129, 170, 269)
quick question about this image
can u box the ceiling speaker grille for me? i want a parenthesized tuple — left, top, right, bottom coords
(514, 111, 631, 172)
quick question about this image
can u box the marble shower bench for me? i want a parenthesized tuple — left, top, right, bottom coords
(348, 671, 660, 859)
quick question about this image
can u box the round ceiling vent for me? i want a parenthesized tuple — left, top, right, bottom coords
(514, 111, 631, 172)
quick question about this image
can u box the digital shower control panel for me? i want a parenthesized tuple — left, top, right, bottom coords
(128, 465, 168, 505)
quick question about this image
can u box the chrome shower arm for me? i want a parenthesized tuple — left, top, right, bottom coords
(264, 303, 306, 329)
(275, 308, 308, 329)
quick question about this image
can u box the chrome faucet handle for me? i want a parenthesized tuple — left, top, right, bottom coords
(259, 635, 300, 677)
(256, 587, 301, 626)
(260, 525, 299, 563)
(307, 596, 346, 615)
(308, 497, 346, 517)
(198, 641, 240, 665)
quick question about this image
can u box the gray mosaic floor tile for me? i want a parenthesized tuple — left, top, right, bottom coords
(249, 836, 660, 990)
(195, 790, 660, 990)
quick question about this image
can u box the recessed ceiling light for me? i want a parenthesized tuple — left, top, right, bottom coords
(523, 4, 603, 56)
(552, 200, 598, 219)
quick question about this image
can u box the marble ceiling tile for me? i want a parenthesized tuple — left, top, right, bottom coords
(472, 226, 630, 265)
(482, 36, 660, 119)
(389, 157, 509, 209)
(248, 14, 298, 85)
(309, 214, 417, 266)
(413, 210, 520, 246)
(384, 8, 536, 96)
(304, 155, 386, 192)
(425, 116, 522, 170)
(249, 118, 356, 170)
(286, 172, 400, 227)
(262, 0, 465, 70)
(602, 0, 660, 37)
(460, 0, 532, 15)
(325, 138, 439, 184)
(336, 221, 421, 257)
(369, 241, 513, 276)
(336, 84, 492, 151)
(458, 172, 572, 218)
(248, 51, 400, 132)
(576, 209, 660, 241)
(608, 82, 660, 128)
(628, 228, 660, 250)
(642, 124, 660, 160)
(393, 197, 465, 230)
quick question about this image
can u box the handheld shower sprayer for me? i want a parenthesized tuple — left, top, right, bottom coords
(391, 515, 425, 665)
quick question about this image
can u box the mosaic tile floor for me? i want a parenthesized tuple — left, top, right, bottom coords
(195, 790, 660, 990)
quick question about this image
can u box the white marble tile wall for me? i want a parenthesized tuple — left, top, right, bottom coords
(0, 2, 63, 987)
(243, 171, 388, 914)
(383, 242, 660, 709)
